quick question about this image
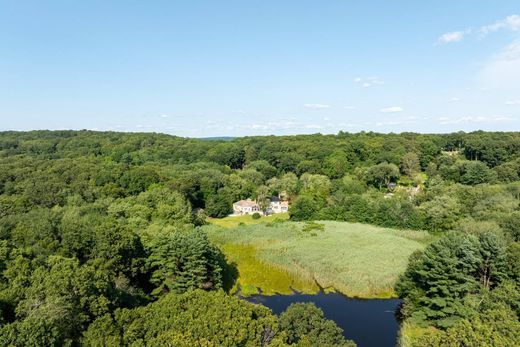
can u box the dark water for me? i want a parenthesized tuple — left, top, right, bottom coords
(245, 291, 401, 347)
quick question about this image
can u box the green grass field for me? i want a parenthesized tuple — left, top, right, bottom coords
(207, 213, 289, 228)
(205, 220, 434, 298)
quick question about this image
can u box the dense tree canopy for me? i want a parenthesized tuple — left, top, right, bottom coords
(0, 130, 519, 346)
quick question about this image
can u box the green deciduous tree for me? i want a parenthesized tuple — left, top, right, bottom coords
(82, 290, 284, 347)
(400, 152, 421, 177)
(419, 195, 461, 232)
(459, 161, 496, 185)
(289, 195, 320, 221)
(279, 303, 355, 347)
(364, 163, 400, 189)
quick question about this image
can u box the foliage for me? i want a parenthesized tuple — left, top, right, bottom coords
(363, 162, 400, 189)
(82, 290, 285, 347)
(396, 232, 513, 328)
(0, 130, 519, 345)
(147, 229, 223, 295)
(289, 195, 321, 221)
(279, 303, 355, 346)
(400, 152, 421, 177)
(411, 306, 520, 347)
(0, 256, 120, 346)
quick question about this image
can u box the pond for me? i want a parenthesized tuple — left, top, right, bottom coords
(245, 291, 401, 347)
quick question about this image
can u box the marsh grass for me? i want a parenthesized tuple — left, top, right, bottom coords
(221, 243, 319, 296)
(206, 221, 432, 298)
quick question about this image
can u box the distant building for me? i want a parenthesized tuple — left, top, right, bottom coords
(233, 199, 261, 215)
(232, 196, 289, 216)
(266, 196, 289, 214)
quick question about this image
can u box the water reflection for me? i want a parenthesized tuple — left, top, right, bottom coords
(245, 291, 401, 347)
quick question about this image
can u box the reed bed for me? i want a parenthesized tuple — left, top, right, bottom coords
(206, 221, 431, 298)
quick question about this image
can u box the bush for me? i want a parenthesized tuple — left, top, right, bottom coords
(252, 212, 261, 220)
(302, 221, 324, 233)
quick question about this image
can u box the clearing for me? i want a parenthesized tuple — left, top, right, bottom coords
(205, 220, 434, 298)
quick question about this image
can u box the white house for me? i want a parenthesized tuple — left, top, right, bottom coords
(266, 196, 289, 214)
(232, 196, 288, 215)
(232, 199, 261, 215)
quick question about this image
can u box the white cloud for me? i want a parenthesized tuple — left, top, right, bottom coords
(438, 115, 512, 125)
(160, 114, 169, 118)
(304, 124, 323, 129)
(338, 122, 359, 127)
(479, 40, 520, 89)
(506, 100, 520, 105)
(218, 120, 300, 132)
(448, 97, 461, 102)
(369, 117, 419, 127)
(380, 106, 403, 113)
(354, 76, 384, 88)
(304, 103, 330, 109)
(437, 15, 520, 44)
(480, 15, 520, 36)
(438, 31, 466, 44)
(344, 106, 356, 110)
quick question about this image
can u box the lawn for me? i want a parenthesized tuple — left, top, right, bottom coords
(207, 213, 289, 228)
(205, 220, 434, 298)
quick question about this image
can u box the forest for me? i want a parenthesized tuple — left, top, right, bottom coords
(0, 130, 519, 346)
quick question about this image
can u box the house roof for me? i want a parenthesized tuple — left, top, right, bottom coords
(233, 199, 258, 207)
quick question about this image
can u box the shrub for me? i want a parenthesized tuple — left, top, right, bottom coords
(252, 212, 261, 220)
(302, 221, 324, 233)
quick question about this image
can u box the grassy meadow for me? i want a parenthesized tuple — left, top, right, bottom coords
(205, 220, 434, 298)
(207, 212, 289, 228)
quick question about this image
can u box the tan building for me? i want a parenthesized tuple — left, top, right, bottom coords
(232, 199, 261, 215)
(232, 197, 288, 216)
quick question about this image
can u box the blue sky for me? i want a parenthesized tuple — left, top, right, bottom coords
(1, 1, 519, 137)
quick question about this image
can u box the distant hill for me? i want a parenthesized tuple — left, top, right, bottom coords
(199, 136, 236, 141)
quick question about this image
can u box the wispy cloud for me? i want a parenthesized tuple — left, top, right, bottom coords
(160, 114, 169, 118)
(448, 97, 461, 102)
(354, 76, 384, 88)
(380, 106, 403, 113)
(479, 40, 520, 89)
(505, 100, 520, 105)
(438, 31, 467, 44)
(438, 14, 520, 43)
(480, 15, 520, 37)
(304, 103, 330, 109)
(438, 115, 512, 125)
(344, 106, 356, 110)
